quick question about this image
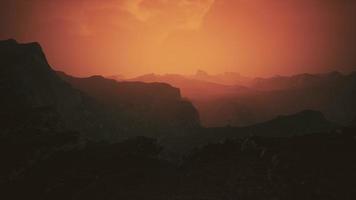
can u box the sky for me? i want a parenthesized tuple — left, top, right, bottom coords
(1, 0, 356, 77)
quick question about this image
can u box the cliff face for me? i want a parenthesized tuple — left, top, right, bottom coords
(0, 39, 200, 140)
(0, 39, 73, 109)
(0, 39, 112, 138)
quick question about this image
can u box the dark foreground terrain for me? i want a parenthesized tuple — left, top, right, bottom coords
(1, 40, 356, 200)
(1, 127, 355, 200)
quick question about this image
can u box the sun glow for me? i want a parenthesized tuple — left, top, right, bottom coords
(4, 0, 355, 77)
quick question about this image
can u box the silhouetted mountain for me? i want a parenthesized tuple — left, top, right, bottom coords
(106, 74, 125, 81)
(239, 71, 356, 125)
(128, 71, 356, 127)
(223, 71, 356, 126)
(161, 110, 337, 153)
(129, 73, 255, 127)
(58, 73, 182, 106)
(191, 69, 252, 85)
(0, 39, 200, 140)
(250, 71, 345, 91)
(242, 110, 336, 137)
(2, 39, 355, 200)
(129, 73, 249, 98)
(0, 39, 108, 138)
(57, 72, 200, 136)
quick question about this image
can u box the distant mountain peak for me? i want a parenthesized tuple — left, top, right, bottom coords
(0, 39, 42, 50)
(0, 39, 48, 67)
(1, 40, 201, 140)
(195, 69, 209, 77)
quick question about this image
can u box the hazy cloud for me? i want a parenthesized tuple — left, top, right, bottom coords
(0, 0, 355, 76)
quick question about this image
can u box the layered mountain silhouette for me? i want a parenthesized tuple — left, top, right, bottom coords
(128, 70, 356, 127)
(240, 110, 336, 137)
(129, 73, 251, 98)
(1, 38, 343, 149)
(162, 110, 337, 152)
(1, 39, 346, 140)
(239, 71, 356, 126)
(0, 39, 99, 135)
(57, 72, 200, 135)
(0, 39, 199, 141)
(1, 39, 355, 200)
(192, 70, 252, 85)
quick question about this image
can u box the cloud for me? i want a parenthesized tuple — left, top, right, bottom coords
(1, 0, 355, 76)
(122, 0, 215, 30)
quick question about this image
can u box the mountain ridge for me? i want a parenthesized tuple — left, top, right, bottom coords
(123, 70, 356, 127)
(0, 39, 200, 140)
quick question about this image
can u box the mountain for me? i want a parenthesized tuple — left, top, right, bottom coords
(127, 70, 356, 127)
(238, 71, 356, 126)
(57, 72, 200, 136)
(128, 73, 255, 127)
(58, 73, 182, 106)
(241, 110, 336, 137)
(129, 73, 250, 98)
(2, 40, 355, 200)
(249, 71, 347, 91)
(0, 39, 104, 138)
(191, 70, 252, 86)
(161, 110, 337, 152)
(0, 39, 200, 140)
(106, 74, 125, 81)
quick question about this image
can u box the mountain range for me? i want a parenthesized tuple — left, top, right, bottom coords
(123, 70, 356, 127)
(2, 39, 347, 149)
(0, 40, 356, 200)
(0, 39, 199, 141)
(2, 39, 356, 199)
(2, 39, 351, 140)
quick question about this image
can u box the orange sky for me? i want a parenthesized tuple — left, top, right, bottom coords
(1, 0, 356, 77)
